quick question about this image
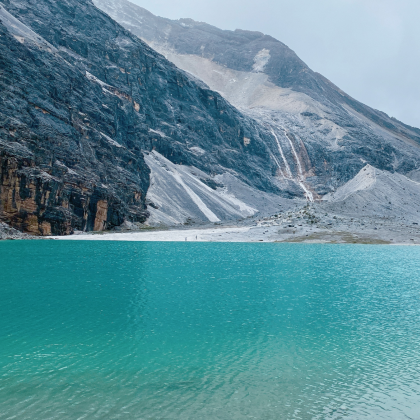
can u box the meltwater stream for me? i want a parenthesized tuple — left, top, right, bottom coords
(1, 242, 420, 420)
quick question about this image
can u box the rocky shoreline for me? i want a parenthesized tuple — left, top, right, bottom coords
(40, 204, 420, 245)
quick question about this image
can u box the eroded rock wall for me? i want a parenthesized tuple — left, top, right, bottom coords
(0, 5, 150, 235)
(0, 151, 148, 235)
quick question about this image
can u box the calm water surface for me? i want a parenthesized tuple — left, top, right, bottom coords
(1, 242, 420, 420)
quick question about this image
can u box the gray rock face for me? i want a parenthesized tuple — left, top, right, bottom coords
(0, 0, 289, 235)
(94, 0, 420, 202)
(0, 1, 151, 235)
(95, 0, 420, 135)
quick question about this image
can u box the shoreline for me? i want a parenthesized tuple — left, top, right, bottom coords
(3, 206, 420, 246)
(47, 224, 420, 246)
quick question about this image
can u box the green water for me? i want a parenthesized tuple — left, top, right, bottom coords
(1, 242, 420, 420)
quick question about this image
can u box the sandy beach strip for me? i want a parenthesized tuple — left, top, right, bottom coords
(51, 227, 254, 242)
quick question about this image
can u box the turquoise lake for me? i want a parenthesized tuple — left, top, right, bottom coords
(1, 242, 420, 419)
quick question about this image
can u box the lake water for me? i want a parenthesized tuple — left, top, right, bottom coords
(1, 242, 420, 420)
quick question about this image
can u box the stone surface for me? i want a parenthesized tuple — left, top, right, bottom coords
(0, 2, 151, 235)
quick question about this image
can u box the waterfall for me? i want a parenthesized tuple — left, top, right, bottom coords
(270, 129, 293, 179)
(267, 125, 314, 202)
(280, 128, 314, 202)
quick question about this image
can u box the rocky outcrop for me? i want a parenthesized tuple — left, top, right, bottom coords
(0, 151, 144, 235)
(0, 221, 30, 239)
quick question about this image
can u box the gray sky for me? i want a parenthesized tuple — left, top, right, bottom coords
(130, 0, 420, 129)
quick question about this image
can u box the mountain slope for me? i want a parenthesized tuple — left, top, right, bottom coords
(321, 165, 420, 223)
(95, 0, 420, 201)
(0, 3, 150, 235)
(95, 0, 420, 141)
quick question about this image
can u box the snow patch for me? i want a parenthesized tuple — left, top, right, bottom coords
(86, 71, 131, 101)
(99, 131, 123, 148)
(55, 160, 79, 175)
(86, 71, 112, 89)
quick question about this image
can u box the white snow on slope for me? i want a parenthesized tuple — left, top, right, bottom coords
(85, 71, 110, 88)
(85, 71, 130, 101)
(149, 128, 167, 138)
(94, 129, 123, 148)
(189, 146, 206, 156)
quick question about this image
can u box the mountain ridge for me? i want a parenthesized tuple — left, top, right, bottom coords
(94, 0, 420, 145)
(92, 0, 420, 231)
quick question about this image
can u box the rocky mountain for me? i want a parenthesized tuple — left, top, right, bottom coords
(0, 0, 295, 235)
(94, 0, 420, 218)
(0, 0, 419, 236)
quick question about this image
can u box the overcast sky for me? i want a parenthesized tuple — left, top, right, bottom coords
(130, 0, 420, 128)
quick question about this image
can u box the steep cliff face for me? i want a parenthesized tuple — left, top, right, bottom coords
(0, 0, 292, 234)
(0, 4, 151, 235)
